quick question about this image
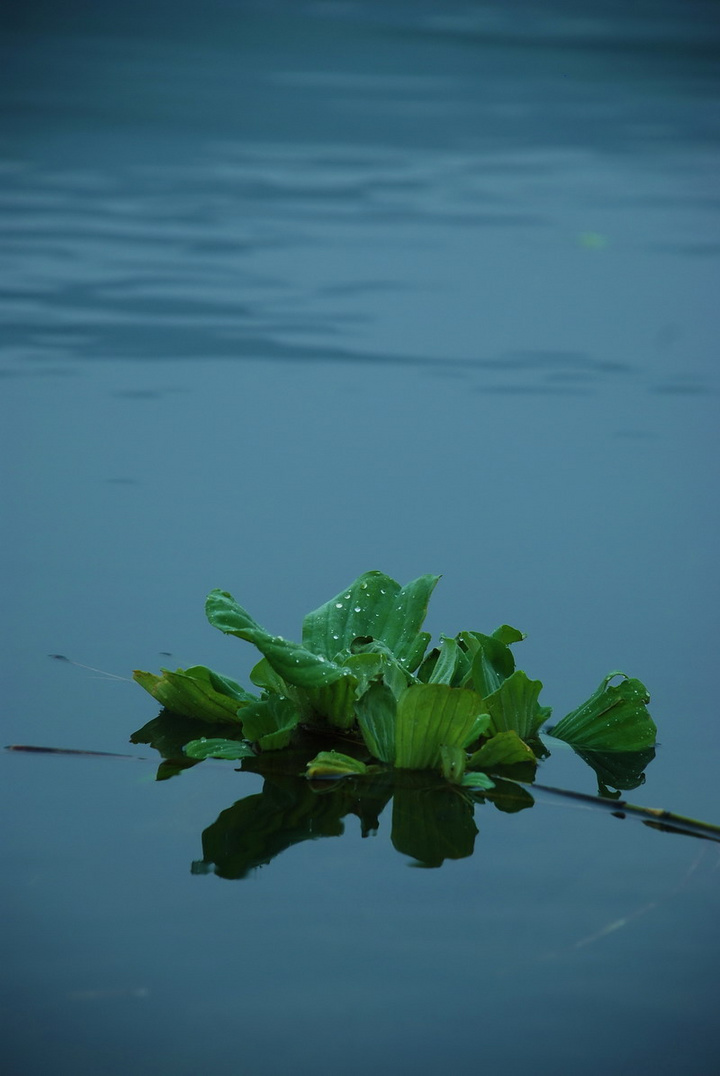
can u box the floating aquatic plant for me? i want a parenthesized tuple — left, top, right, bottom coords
(133, 570, 658, 792)
(7, 572, 709, 878)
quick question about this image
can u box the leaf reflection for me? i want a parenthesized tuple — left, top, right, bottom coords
(129, 711, 670, 878)
(191, 764, 493, 878)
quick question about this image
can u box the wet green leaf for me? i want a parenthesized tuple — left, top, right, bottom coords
(461, 772, 496, 791)
(304, 650, 407, 730)
(395, 684, 489, 770)
(301, 571, 439, 671)
(356, 681, 397, 764)
(206, 589, 352, 690)
(133, 665, 254, 724)
(418, 635, 463, 685)
(239, 695, 301, 750)
(342, 647, 388, 681)
(468, 631, 518, 697)
(305, 751, 369, 779)
(483, 669, 549, 740)
(249, 657, 290, 696)
(549, 673, 656, 751)
(467, 730, 537, 771)
(492, 625, 526, 646)
(440, 745, 467, 782)
(184, 738, 255, 761)
(206, 590, 360, 726)
(302, 675, 362, 729)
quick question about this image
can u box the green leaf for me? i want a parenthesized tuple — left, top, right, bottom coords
(249, 657, 290, 695)
(305, 751, 369, 779)
(184, 738, 256, 761)
(492, 625, 526, 646)
(468, 632, 518, 697)
(301, 571, 440, 671)
(467, 730, 537, 771)
(418, 636, 464, 685)
(341, 650, 391, 694)
(461, 772, 496, 791)
(439, 745, 466, 783)
(549, 673, 656, 751)
(206, 590, 358, 727)
(395, 684, 489, 770)
(356, 682, 397, 764)
(201, 668, 257, 703)
(382, 656, 415, 699)
(206, 589, 352, 690)
(239, 696, 301, 750)
(342, 641, 415, 698)
(133, 665, 254, 724)
(483, 669, 548, 740)
(300, 675, 360, 730)
(419, 635, 474, 688)
(305, 643, 411, 731)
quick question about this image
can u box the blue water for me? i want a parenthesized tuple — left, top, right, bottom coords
(2, 2, 719, 1072)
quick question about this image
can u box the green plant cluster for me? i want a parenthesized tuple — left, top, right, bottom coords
(134, 571, 656, 791)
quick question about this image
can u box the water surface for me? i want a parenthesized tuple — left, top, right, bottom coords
(2, 3, 719, 1073)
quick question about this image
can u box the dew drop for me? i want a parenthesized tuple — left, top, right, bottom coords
(332, 633, 339, 640)
(318, 655, 326, 662)
(335, 602, 343, 609)
(354, 605, 362, 613)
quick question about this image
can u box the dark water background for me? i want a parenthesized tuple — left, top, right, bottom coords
(2, 2, 719, 1072)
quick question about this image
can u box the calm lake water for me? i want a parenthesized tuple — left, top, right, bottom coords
(2, 2, 719, 1072)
